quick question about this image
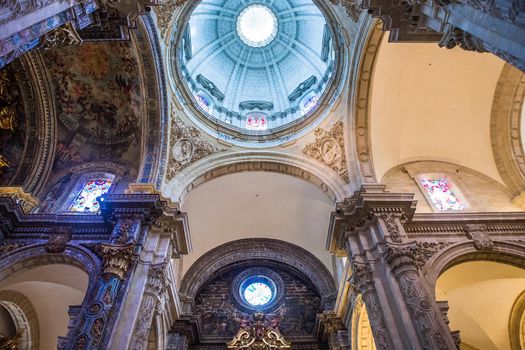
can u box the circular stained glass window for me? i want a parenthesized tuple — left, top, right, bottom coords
(236, 4, 278, 47)
(244, 281, 273, 306)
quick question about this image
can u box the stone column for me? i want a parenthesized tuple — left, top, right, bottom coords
(166, 332, 189, 350)
(129, 263, 168, 350)
(60, 242, 136, 350)
(328, 185, 457, 350)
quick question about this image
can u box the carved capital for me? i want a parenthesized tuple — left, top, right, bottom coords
(383, 244, 419, 275)
(349, 262, 374, 295)
(146, 262, 169, 297)
(465, 224, 493, 250)
(318, 311, 346, 338)
(46, 227, 72, 253)
(98, 243, 135, 280)
(380, 212, 404, 243)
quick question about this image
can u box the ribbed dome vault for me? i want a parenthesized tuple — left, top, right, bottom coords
(171, 0, 344, 145)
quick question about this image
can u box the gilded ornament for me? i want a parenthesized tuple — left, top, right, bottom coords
(228, 312, 291, 349)
(98, 242, 135, 280)
(39, 22, 83, 49)
(303, 121, 349, 182)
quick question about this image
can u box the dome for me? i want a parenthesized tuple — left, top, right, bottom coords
(171, 0, 344, 145)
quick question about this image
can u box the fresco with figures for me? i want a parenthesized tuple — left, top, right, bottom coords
(0, 66, 27, 185)
(43, 42, 143, 175)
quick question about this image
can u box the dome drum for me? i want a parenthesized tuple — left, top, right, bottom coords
(170, 0, 346, 145)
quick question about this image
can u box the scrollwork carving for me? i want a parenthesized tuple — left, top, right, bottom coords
(303, 121, 349, 182)
(380, 213, 403, 243)
(327, 0, 362, 21)
(39, 22, 83, 49)
(166, 114, 226, 181)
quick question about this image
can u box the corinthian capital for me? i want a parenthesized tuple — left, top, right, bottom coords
(98, 243, 135, 280)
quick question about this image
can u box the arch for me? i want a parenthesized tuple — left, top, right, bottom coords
(136, 15, 170, 188)
(164, 151, 350, 203)
(345, 18, 384, 185)
(423, 240, 525, 294)
(490, 63, 525, 197)
(509, 289, 525, 350)
(350, 295, 376, 350)
(0, 244, 100, 294)
(179, 239, 337, 308)
(0, 290, 39, 350)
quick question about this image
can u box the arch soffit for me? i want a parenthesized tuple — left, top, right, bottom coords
(490, 63, 525, 197)
(0, 244, 100, 291)
(179, 238, 336, 301)
(164, 151, 350, 203)
(345, 18, 384, 186)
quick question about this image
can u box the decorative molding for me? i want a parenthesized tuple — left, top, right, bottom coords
(165, 115, 226, 181)
(327, 0, 362, 21)
(39, 22, 83, 49)
(0, 187, 39, 213)
(46, 227, 72, 253)
(465, 224, 494, 250)
(155, 0, 186, 37)
(438, 26, 487, 52)
(380, 212, 403, 243)
(303, 121, 349, 182)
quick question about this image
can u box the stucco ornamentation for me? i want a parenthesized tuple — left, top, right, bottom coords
(303, 121, 349, 182)
(227, 312, 291, 349)
(39, 22, 83, 49)
(166, 115, 226, 181)
(328, 0, 361, 21)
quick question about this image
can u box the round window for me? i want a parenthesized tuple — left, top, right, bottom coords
(233, 269, 283, 312)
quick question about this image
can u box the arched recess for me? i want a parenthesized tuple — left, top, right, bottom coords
(490, 63, 525, 198)
(0, 290, 39, 350)
(0, 50, 56, 195)
(0, 245, 95, 349)
(381, 161, 521, 213)
(180, 239, 336, 309)
(163, 151, 350, 203)
(435, 260, 525, 350)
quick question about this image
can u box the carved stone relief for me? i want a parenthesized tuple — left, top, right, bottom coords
(303, 121, 349, 182)
(465, 224, 494, 250)
(46, 227, 72, 253)
(165, 114, 226, 181)
(327, 0, 362, 21)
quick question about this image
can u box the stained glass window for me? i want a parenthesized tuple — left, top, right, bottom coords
(244, 282, 273, 306)
(245, 113, 268, 130)
(420, 178, 464, 211)
(69, 179, 112, 213)
(300, 94, 319, 116)
(195, 93, 213, 114)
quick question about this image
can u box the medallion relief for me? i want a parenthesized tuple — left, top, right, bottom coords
(303, 121, 349, 182)
(166, 115, 226, 181)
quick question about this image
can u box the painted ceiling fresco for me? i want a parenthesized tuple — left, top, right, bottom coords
(194, 267, 321, 342)
(0, 65, 27, 185)
(43, 42, 143, 177)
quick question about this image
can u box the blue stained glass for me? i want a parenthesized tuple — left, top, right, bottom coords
(244, 282, 273, 306)
(69, 179, 112, 213)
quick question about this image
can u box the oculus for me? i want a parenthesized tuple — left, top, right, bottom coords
(242, 278, 274, 306)
(233, 268, 284, 312)
(236, 5, 278, 47)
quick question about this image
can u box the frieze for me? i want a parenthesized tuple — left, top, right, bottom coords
(166, 114, 226, 181)
(303, 121, 349, 182)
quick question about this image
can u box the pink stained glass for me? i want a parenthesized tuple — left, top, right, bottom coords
(245, 113, 267, 130)
(69, 179, 112, 213)
(420, 178, 464, 211)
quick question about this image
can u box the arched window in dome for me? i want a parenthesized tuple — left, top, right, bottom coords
(419, 176, 465, 211)
(69, 178, 113, 213)
(299, 92, 320, 116)
(195, 91, 213, 115)
(245, 113, 268, 131)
